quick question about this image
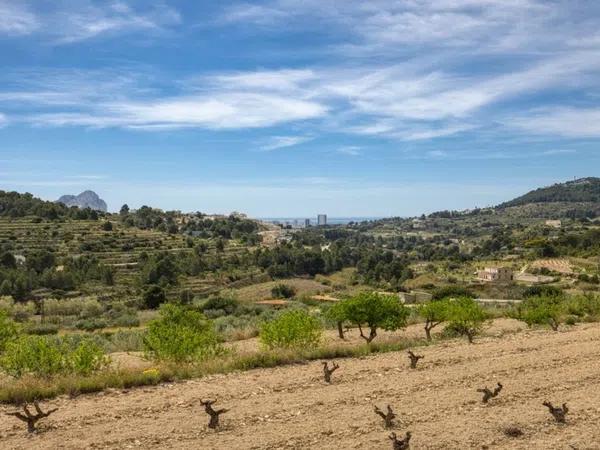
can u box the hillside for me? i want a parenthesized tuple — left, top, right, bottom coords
(499, 177, 600, 208)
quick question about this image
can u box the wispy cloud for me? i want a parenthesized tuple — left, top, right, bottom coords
(336, 146, 361, 156)
(0, 112, 6, 127)
(0, 1, 180, 43)
(260, 135, 313, 151)
(510, 108, 600, 138)
(0, 1, 38, 35)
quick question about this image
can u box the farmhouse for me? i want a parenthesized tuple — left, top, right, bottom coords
(477, 266, 513, 282)
(545, 220, 562, 228)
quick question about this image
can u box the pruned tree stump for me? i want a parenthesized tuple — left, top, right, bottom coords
(374, 404, 396, 428)
(543, 401, 568, 423)
(201, 399, 229, 429)
(389, 431, 411, 449)
(407, 351, 424, 369)
(6, 401, 58, 433)
(322, 361, 339, 383)
(477, 382, 503, 403)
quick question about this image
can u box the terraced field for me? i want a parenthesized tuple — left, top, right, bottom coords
(2, 323, 599, 449)
(0, 217, 257, 298)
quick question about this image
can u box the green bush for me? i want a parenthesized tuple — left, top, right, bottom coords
(259, 309, 322, 350)
(565, 294, 600, 320)
(25, 322, 60, 335)
(271, 283, 297, 299)
(0, 310, 19, 352)
(142, 285, 167, 309)
(75, 318, 108, 331)
(432, 286, 474, 300)
(0, 335, 109, 378)
(515, 295, 564, 331)
(143, 304, 224, 363)
(445, 297, 487, 343)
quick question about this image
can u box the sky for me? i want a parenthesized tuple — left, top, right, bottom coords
(1, 0, 599, 217)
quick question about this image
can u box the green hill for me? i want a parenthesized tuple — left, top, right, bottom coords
(499, 178, 600, 208)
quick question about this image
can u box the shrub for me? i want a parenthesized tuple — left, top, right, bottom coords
(445, 297, 487, 343)
(0, 310, 19, 352)
(565, 294, 600, 320)
(199, 295, 239, 316)
(25, 323, 59, 335)
(0, 335, 109, 378)
(143, 285, 167, 309)
(143, 304, 224, 363)
(68, 340, 110, 376)
(271, 283, 297, 299)
(522, 285, 563, 299)
(111, 313, 140, 328)
(259, 309, 322, 350)
(515, 295, 564, 331)
(432, 286, 474, 300)
(75, 318, 108, 331)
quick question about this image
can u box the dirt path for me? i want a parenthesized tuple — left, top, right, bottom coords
(2, 323, 600, 449)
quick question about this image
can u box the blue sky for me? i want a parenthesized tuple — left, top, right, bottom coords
(1, 0, 599, 217)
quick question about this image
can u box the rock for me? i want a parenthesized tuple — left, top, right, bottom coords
(57, 190, 107, 212)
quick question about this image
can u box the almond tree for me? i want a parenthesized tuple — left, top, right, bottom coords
(335, 292, 409, 344)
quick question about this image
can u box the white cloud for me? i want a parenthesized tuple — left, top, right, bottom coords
(0, 1, 180, 43)
(0, 1, 38, 35)
(510, 108, 600, 138)
(0, 112, 6, 127)
(336, 146, 361, 156)
(28, 93, 326, 130)
(260, 135, 313, 151)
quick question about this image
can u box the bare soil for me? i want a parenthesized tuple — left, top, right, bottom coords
(2, 322, 600, 449)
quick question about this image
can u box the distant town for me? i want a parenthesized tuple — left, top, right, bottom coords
(260, 215, 382, 228)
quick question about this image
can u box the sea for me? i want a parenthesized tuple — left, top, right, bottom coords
(258, 217, 383, 225)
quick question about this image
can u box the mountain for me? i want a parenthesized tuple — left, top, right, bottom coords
(57, 190, 107, 212)
(498, 178, 600, 208)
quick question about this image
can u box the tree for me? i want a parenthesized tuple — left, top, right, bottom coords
(445, 297, 487, 343)
(335, 292, 409, 343)
(0, 251, 17, 269)
(101, 221, 113, 231)
(119, 204, 130, 217)
(271, 283, 296, 299)
(142, 285, 166, 309)
(418, 299, 449, 341)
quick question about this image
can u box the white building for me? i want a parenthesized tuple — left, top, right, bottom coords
(317, 214, 327, 226)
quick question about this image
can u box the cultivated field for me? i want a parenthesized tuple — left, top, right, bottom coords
(2, 323, 599, 449)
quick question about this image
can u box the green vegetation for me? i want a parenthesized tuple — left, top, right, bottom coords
(259, 309, 322, 350)
(332, 292, 409, 343)
(143, 304, 224, 362)
(445, 297, 488, 343)
(271, 283, 297, 299)
(418, 299, 450, 341)
(1, 183, 600, 404)
(499, 177, 600, 208)
(0, 335, 108, 378)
